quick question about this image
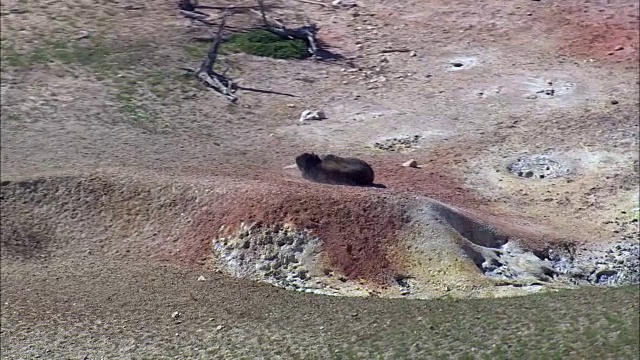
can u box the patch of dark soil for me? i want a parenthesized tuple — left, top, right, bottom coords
(431, 203, 509, 248)
(0, 177, 68, 260)
(0, 221, 55, 261)
(0, 173, 213, 265)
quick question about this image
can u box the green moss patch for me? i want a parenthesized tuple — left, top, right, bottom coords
(222, 29, 310, 60)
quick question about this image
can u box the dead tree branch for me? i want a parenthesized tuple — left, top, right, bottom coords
(179, 9, 216, 26)
(177, 0, 336, 101)
(179, 7, 237, 102)
(291, 0, 328, 7)
(251, 0, 320, 58)
(199, 13, 225, 73)
(180, 0, 272, 16)
(380, 48, 411, 54)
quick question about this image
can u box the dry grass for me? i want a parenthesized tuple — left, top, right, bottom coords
(1, 258, 638, 359)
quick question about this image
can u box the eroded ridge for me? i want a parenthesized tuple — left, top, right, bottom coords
(2, 174, 637, 300)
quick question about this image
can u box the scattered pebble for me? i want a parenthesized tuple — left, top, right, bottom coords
(610, 100, 619, 105)
(197, 275, 207, 281)
(374, 135, 422, 152)
(171, 311, 181, 319)
(614, 45, 624, 51)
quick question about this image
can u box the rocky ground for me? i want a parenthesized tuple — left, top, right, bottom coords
(1, 0, 639, 358)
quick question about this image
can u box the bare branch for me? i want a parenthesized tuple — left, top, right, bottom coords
(191, 35, 217, 42)
(177, 0, 331, 101)
(198, 11, 228, 73)
(255, 0, 272, 27)
(179, 9, 211, 20)
(291, 0, 328, 6)
(178, 5, 237, 102)
(380, 48, 411, 54)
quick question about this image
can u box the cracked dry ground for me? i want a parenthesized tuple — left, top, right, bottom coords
(1, 0, 639, 359)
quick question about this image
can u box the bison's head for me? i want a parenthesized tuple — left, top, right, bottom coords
(295, 153, 322, 171)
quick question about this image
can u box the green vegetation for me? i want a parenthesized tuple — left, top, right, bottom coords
(183, 42, 211, 61)
(3, 264, 638, 360)
(185, 30, 310, 60)
(0, 37, 192, 132)
(114, 85, 153, 127)
(0, 37, 144, 75)
(222, 29, 310, 59)
(110, 70, 191, 132)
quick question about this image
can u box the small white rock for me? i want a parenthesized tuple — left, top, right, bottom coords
(332, 0, 356, 7)
(402, 159, 418, 168)
(216, 324, 224, 331)
(171, 311, 181, 319)
(197, 275, 207, 281)
(76, 30, 90, 40)
(299, 109, 327, 122)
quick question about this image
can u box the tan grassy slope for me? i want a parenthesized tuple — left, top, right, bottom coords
(1, 258, 639, 359)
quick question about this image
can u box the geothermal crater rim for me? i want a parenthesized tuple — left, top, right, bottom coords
(506, 154, 571, 180)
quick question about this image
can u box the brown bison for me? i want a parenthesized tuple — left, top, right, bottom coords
(295, 153, 384, 187)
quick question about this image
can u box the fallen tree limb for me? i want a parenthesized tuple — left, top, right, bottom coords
(291, 0, 328, 6)
(179, 9, 212, 20)
(180, 10, 237, 102)
(177, 0, 345, 100)
(380, 48, 411, 53)
(180, 0, 272, 15)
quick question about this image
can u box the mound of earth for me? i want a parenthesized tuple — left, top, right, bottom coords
(2, 170, 637, 299)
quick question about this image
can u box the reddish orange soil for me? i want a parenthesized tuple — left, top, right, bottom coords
(549, 1, 639, 64)
(176, 182, 405, 284)
(165, 148, 573, 286)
